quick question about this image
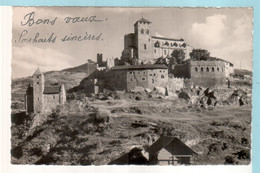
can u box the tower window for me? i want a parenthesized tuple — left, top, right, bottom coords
(195, 67, 198, 72)
(37, 76, 39, 78)
(152, 79, 154, 83)
(161, 75, 165, 78)
(217, 67, 219, 72)
(142, 77, 146, 81)
(212, 67, 215, 72)
(148, 38, 150, 41)
(144, 44, 147, 50)
(201, 67, 204, 72)
(141, 29, 144, 34)
(206, 67, 209, 72)
(37, 82, 39, 85)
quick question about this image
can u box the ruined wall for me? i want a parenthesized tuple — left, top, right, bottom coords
(82, 78, 99, 97)
(25, 85, 34, 114)
(105, 70, 128, 91)
(190, 60, 226, 87)
(43, 93, 60, 113)
(168, 77, 184, 91)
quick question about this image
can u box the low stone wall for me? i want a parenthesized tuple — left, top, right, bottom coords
(168, 77, 185, 92)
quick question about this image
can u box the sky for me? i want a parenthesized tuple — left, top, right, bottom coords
(12, 7, 253, 78)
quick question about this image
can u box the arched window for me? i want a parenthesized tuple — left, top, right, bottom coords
(206, 67, 209, 72)
(144, 44, 147, 50)
(217, 67, 219, 72)
(201, 67, 204, 72)
(146, 29, 149, 34)
(195, 67, 198, 72)
(141, 29, 144, 34)
(212, 67, 215, 72)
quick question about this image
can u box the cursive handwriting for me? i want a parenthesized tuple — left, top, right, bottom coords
(21, 11, 57, 27)
(64, 16, 104, 24)
(15, 30, 57, 43)
(61, 32, 103, 42)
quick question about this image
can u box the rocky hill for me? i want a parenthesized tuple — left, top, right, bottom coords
(11, 63, 252, 165)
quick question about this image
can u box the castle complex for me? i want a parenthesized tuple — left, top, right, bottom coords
(120, 18, 193, 64)
(24, 18, 235, 114)
(25, 67, 66, 114)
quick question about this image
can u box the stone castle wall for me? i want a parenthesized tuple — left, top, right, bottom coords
(190, 60, 226, 87)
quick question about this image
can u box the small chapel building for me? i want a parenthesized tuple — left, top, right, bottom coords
(24, 67, 66, 114)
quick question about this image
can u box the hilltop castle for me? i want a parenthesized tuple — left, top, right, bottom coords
(120, 18, 193, 64)
(25, 67, 66, 114)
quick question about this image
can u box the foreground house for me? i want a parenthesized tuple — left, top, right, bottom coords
(148, 136, 198, 165)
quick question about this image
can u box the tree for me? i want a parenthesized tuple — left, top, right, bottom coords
(189, 49, 210, 61)
(155, 57, 168, 65)
(171, 49, 185, 64)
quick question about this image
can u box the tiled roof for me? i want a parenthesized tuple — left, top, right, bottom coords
(43, 86, 60, 94)
(148, 136, 198, 157)
(152, 36, 184, 42)
(111, 64, 168, 70)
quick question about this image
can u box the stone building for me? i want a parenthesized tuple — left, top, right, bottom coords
(189, 60, 227, 87)
(25, 67, 66, 114)
(121, 18, 193, 64)
(105, 64, 168, 92)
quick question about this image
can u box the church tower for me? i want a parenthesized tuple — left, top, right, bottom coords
(134, 18, 153, 62)
(33, 67, 44, 113)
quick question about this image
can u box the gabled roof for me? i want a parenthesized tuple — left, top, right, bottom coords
(111, 64, 168, 71)
(43, 86, 61, 94)
(134, 18, 151, 25)
(148, 136, 198, 157)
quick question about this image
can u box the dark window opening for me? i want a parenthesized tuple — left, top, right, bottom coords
(142, 78, 146, 81)
(206, 67, 209, 72)
(201, 67, 204, 72)
(161, 75, 164, 78)
(144, 44, 147, 50)
(152, 79, 154, 83)
(141, 29, 144, 34)
(37, 82, 39, 85)
(217, 67, 219, 72)
(195, 67, 198, 72)
(53, 95, 55, 99)
(212, 67, 215, 72)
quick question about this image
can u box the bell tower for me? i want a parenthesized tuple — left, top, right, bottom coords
(134, 18, 153, 61)
(33, 67, 44, 113)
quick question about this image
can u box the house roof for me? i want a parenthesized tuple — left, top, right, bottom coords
(111, 64, 168, 71)
(148, 136, 198, 157)
(134, 17, 151, 25)
(152, 36, 184, 42)
(43, 86, 61, 94)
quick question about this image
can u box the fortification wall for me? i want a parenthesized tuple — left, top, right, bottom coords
(190, 60, 226, 87)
